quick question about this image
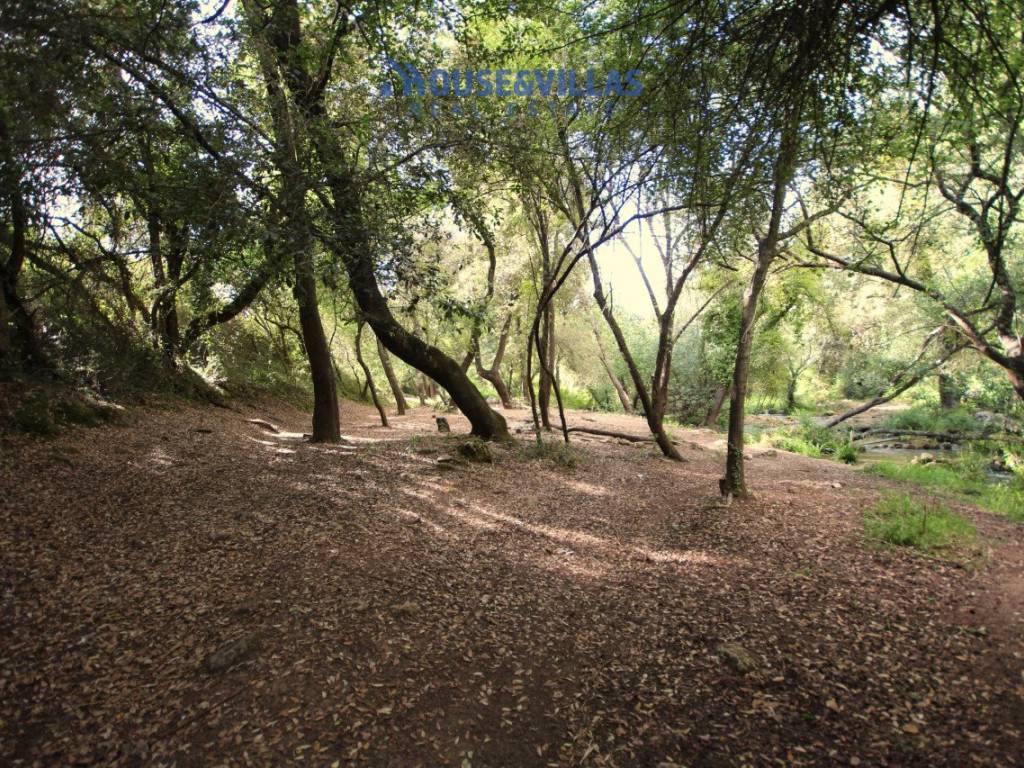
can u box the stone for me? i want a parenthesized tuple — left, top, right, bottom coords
(204, 633, 261, 673)
(392, 601, 419, 617)
(436, 455, 468, 471)
(435, 416, 451, 433)
(716, 643, 758, 674)
(458, 440, 493, 463)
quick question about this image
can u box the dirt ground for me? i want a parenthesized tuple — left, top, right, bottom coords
(1, 398, 1022, 767)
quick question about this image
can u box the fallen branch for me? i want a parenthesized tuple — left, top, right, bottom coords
(566, 426, 674, 444)
(824, 336, 966, 428)
(247, 418, 280, 434)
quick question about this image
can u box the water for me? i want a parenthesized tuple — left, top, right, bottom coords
(857, 444, 1017, 485)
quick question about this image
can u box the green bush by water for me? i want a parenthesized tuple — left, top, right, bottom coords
(760, 417, 858, 463)
(882, 405, 982, 435)
(867, 459, 1024, 521)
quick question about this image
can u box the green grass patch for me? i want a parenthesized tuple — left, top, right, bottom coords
(864, 494, 976, 552)
(867, 459, 1024, 521)
(766, 431, 823, 458)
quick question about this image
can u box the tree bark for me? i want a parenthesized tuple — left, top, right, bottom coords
(705, 385, 727, 427)
(721, 107, 801, 497)
(357, 322, 388, 427)
(592, 323, 632, 413)
(244, 0, 506, 441)
(377, 337, 407, 415)
(938, 372, 959, 409)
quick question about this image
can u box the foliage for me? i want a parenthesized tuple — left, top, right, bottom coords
(761, 417, 858, 463)
(881, 405, 982, 435)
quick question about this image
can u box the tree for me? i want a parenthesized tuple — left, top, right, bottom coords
(808, 2, 1024, 402)
(242, 0, 510, 441)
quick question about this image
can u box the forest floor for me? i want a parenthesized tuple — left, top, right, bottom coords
(1, 397, 1023, 767)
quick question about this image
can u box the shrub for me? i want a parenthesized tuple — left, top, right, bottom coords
(836, 441, 859, 464)
(761, 416, 856, 463)
(13, 396, 57, 437)
(520, 438, 580, 468)
(767, 431, 823, 458)
(882, 404, 980, 434)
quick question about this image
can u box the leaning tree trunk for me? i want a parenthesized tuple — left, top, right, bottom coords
(592, 324, 632, 413)
(245, 0, 505, 441)
(377, 337, 407, 415)
(587, 249, 682, 460)
(705, 386, 727, 427)
(357, 322, 388, 427)
(311, 111, 508, 438)
(334, 242, 508, 439)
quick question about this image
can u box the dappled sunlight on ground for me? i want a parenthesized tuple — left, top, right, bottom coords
(1, 397, 1021, 766)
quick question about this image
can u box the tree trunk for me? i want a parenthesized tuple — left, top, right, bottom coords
(481, 366, 513, 409)
(721, 107, 801, 497)
(592, 324, 632, 413)
(538, 304, 554, 428)
(245, 1, 339, 442)
(293, 244, 340, 441)
(377, 337, 407, 415)
(786, 375, 798, 413)
(587, 250, 682, 460)
(938, 372, 959, 409)
(721, 254, 773, 496)
(336, 244, 509, 439)
(0, 110, 47, 371)
(475, 314, 514, 408)
(244, 0, 504, 442)
(705, 385, 727, 427)
(357, 322, 388, 427)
